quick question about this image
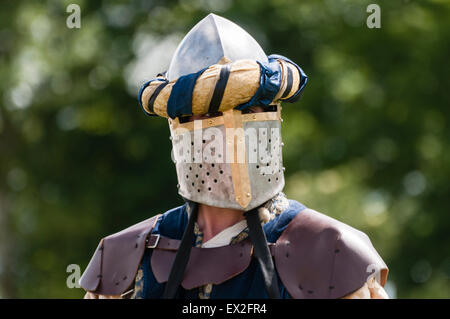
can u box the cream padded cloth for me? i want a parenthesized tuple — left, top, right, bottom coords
(140, 58, 301, 118)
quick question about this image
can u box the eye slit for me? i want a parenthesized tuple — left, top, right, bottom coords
(242, 108, 255, 114)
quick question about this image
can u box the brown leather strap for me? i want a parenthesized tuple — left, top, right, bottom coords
(147, 234, 180, 251)
(147, 234, 278, 255)
(151, 239, 254, 290)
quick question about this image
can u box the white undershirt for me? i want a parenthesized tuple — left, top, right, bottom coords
(201, 220, 248, 248)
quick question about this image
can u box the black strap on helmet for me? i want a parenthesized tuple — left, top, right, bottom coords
(244, 208, 281, 299)
(163, 201, 198, 299)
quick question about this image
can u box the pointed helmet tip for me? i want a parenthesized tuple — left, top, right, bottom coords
(167, 13, 267, 80)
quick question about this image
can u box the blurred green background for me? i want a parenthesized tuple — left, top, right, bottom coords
(0, 0, 449, 298)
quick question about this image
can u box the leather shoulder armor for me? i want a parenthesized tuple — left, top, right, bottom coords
(79, 214, 160, 295)
(273, 208, 388, 298)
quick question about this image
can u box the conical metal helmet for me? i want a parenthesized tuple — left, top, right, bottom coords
(167, 13, 268, 81)
(167, 14, 285, 211)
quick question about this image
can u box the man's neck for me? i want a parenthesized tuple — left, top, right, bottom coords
(196, 204, 245, 243)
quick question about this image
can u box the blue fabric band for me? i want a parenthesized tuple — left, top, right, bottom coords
(167, 68, 207, 119)
(236, 60, 282, 111)
(268, 54, 308, 103)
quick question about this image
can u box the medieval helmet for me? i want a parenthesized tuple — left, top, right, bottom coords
(139, 13, 307, 211)
(137, 13, 307, 298)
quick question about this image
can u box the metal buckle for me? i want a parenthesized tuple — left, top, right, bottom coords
(147, 234, 160, 249)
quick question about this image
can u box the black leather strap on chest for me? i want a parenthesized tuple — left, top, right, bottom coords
(161, 204, 279, 299)
(162, 201, 198, 299)
(244, 209, 280, 299)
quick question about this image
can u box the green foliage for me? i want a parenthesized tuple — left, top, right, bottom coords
(0, 0, 448, 298)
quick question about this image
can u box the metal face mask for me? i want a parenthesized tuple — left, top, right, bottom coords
(169, 107, 285, 211)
